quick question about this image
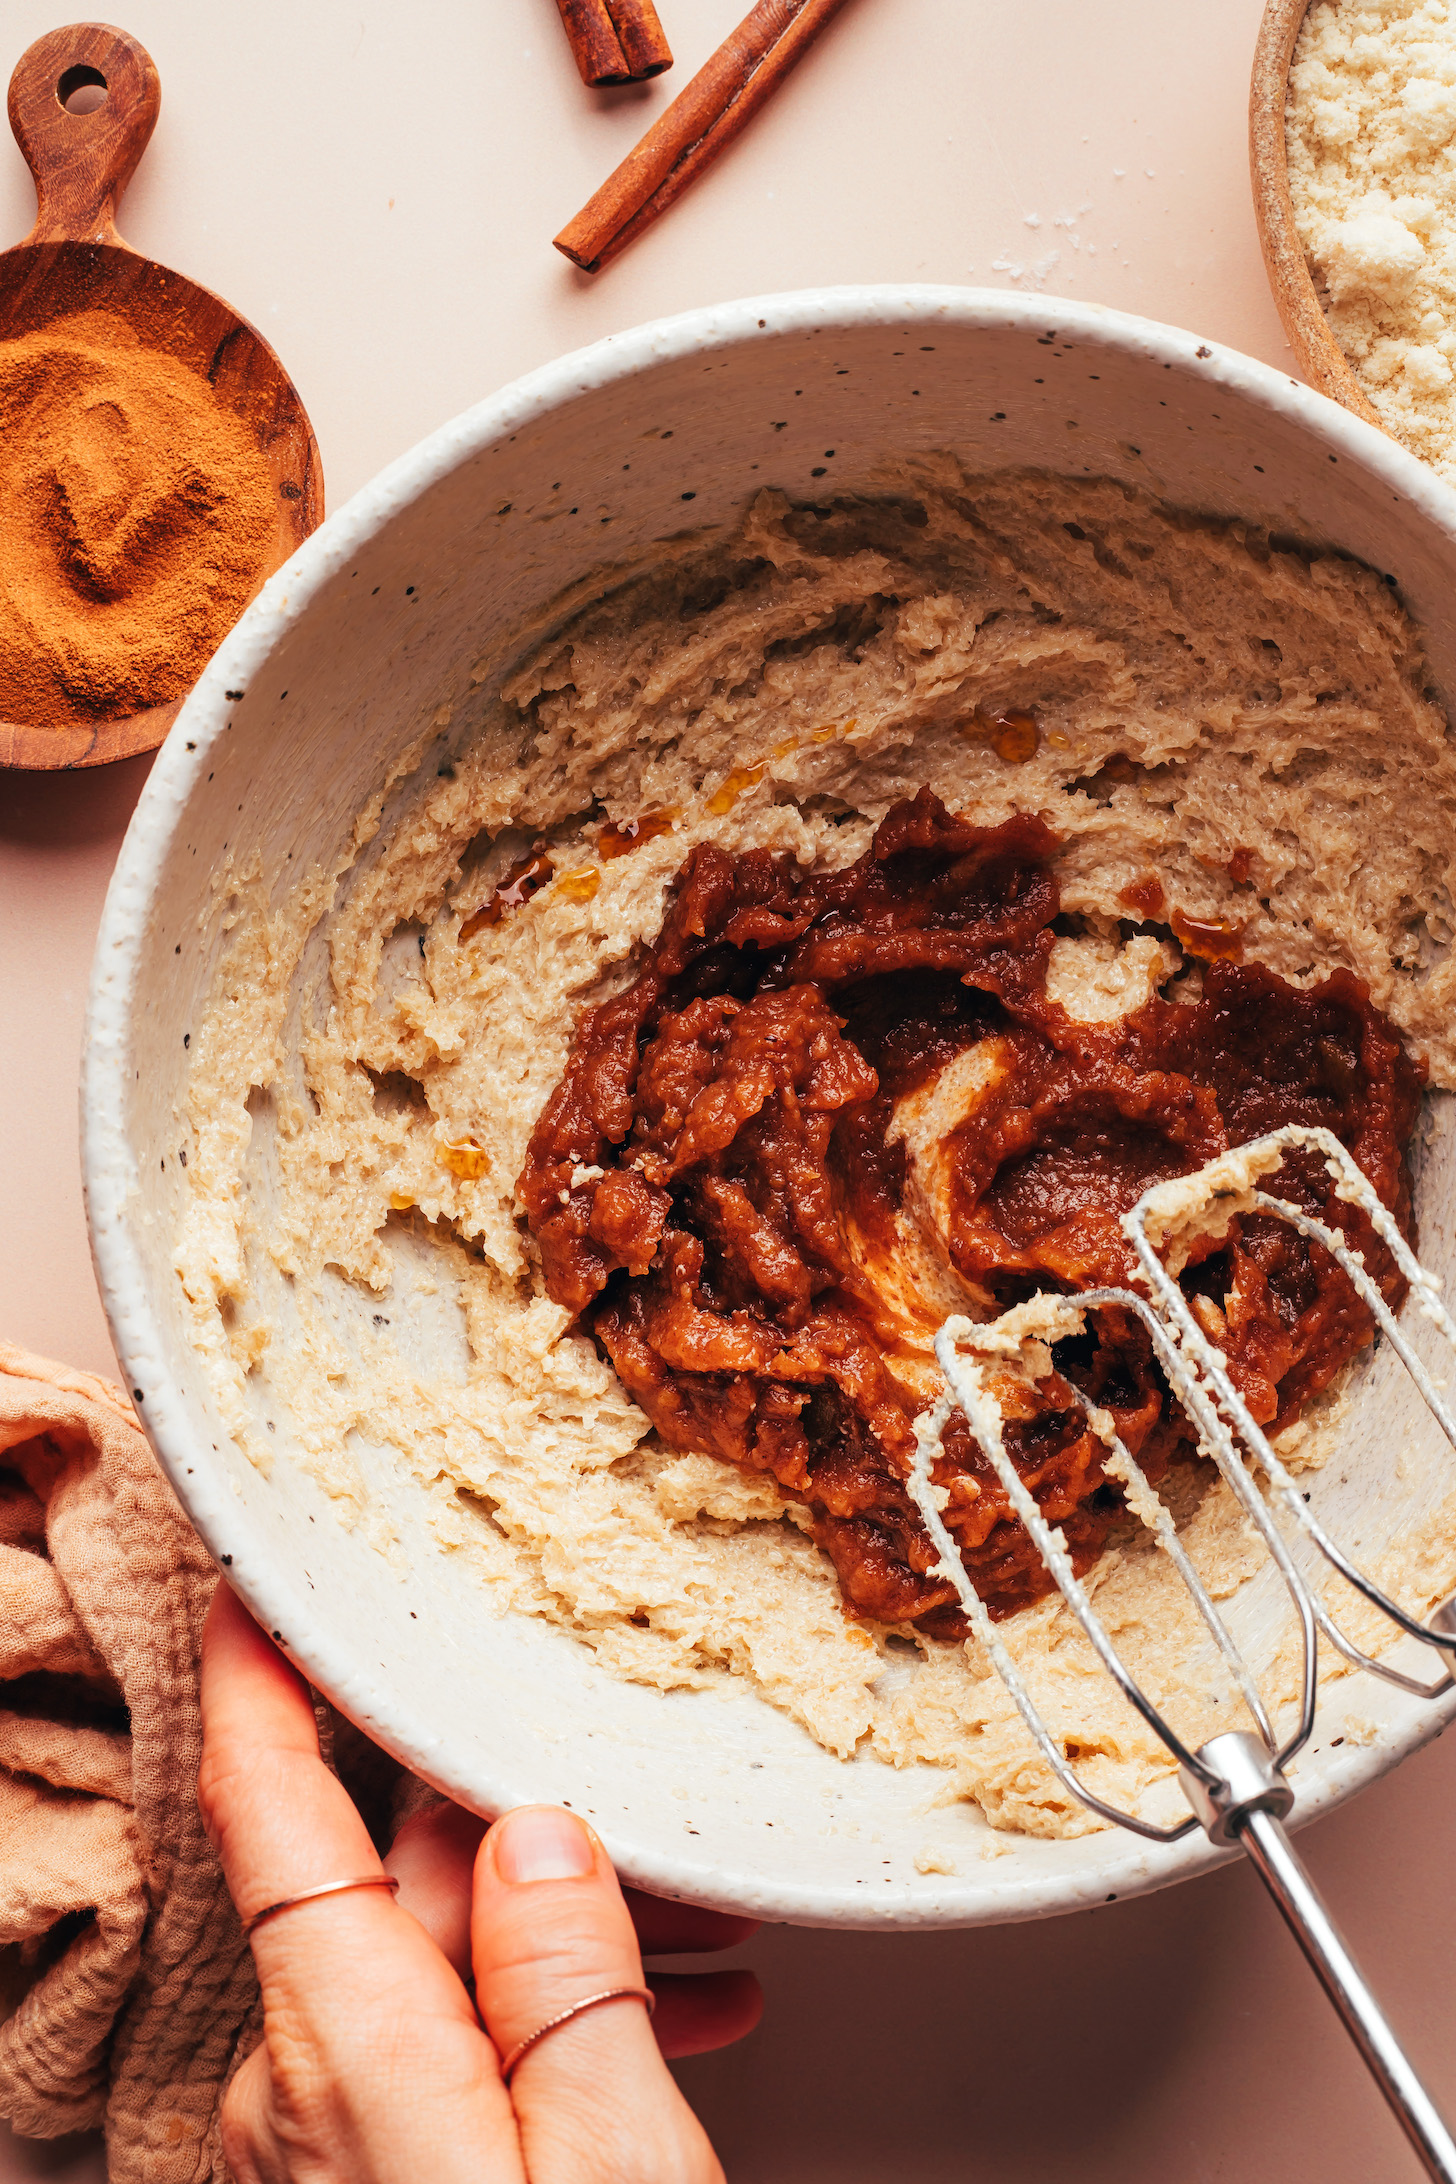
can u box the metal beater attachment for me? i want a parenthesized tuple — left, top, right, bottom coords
(908, 1124, 1456, 2182)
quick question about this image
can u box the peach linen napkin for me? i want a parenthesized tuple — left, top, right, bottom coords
(0, 1337, 254, 2177)
(0, 1338, 432, 2179)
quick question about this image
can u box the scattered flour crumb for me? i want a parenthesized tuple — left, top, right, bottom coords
(914, 1845, 959, 1875)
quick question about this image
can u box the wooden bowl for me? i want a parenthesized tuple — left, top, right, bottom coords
(1249, 0, 1385, 432)
(0, 24, 322, 772)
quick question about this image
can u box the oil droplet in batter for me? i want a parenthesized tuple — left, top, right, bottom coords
(555, 866, 602, 902)
(707, 762, 766, 815)
(437, 1139, 490, 1180)
(963, 708, 1040, 764)
(598, 807, 679, 859)
(991, 710, 1039, 763)
(1171, 908, 1245, 962)
(460, 849, 554, 940)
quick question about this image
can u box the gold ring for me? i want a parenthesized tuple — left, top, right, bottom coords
(242, 1874, 401, 1937)
(500, 1985, 655, 2081)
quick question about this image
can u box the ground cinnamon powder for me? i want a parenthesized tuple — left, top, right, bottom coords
(0, 309, 279, 729)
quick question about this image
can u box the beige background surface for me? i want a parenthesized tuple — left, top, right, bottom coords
(4, 0, 1456, 2177)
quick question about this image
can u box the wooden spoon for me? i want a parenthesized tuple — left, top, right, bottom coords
(1249, 0, 1384, 434)
(0, 22, 322, 772)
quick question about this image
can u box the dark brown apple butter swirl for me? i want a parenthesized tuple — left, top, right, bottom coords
(520, 790, 1422, 1629)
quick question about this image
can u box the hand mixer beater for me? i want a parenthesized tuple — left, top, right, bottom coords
(909, 1124, 1456, 2181)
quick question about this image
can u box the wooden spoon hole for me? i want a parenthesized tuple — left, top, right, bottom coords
(57, 63, 108, 113)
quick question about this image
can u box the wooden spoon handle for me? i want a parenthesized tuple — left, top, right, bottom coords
(7, 23, 160, 247)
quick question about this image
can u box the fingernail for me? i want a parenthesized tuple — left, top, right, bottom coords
(492, 1805, 596, 1884)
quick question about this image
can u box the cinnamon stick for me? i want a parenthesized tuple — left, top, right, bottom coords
(554, 0, 673, 87)
(554, 0, 856, 271)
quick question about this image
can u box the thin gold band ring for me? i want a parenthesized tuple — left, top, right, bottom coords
(500, 1985, 656, 2081)
(242, 1874, 401, 1937)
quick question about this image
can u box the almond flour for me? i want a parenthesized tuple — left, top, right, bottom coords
(1288, 0, 1456, 479)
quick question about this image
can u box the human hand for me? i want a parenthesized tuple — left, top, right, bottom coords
(198, 1584, 761, 2183)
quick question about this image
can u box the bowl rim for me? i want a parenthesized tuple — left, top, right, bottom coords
(82, 282, 1456, 1927)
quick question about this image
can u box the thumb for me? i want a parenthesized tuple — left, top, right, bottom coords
(472, 1806, 721, 2184)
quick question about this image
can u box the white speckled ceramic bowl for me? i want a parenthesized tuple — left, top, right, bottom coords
(84, 288, 1456, 1927)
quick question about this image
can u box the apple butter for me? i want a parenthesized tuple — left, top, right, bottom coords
(520, 789, 1423, 1629)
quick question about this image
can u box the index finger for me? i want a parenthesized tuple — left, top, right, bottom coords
(199, 1591, 522, 2183)
(197, 1582, 384, 1932)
